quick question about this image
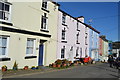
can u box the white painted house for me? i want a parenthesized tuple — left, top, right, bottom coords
(57, 9, 90, 62)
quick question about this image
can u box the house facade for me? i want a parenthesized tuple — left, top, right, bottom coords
(89, 27, 100, 61)
(108, 41, 112, 55)
(112, 41, 120, 57)
(99, 37, 103, 61)
(57, 9, 90, 62)
(99, 36, 109, 62)
(0, 0, 59, 69)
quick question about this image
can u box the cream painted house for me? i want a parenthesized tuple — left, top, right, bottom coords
(0, 0, 59, 69)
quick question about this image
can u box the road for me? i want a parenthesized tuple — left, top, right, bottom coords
(4, 63, 119, 78)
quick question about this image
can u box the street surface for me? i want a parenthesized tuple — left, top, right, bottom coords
(4, 63, 119, 78)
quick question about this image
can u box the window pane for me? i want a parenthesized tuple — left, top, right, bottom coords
(42, 2, 47, 9)
(0, 37, 2, 47)
(0, 47, 6, 56)
(0, 2, 4, 10)
(0, 11, 3, 19)
(4, 12, 9, 20)
(5, 4, 9, 11)
(43, 18, 46, 23)
(2, 47, 6, 55)
(27, 40, 34, 47)
(2, 37, 7, 47)
(26, 48, 33, 54)
(0, 48, 2, 55)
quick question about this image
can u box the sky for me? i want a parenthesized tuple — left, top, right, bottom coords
(58, 2, 119, 42)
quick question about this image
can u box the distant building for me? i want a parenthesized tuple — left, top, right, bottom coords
(108, 41, 112, 55)
(112, 41, 120, 57)
(99, 36, 109, 62)
(89, 26, 100, 61)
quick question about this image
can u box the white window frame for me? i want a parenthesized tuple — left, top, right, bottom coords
(0, 36, 9, 58)
(0, 1, 11, 22)
(26, 38, 36, 56)
(41, 13, 48, 31)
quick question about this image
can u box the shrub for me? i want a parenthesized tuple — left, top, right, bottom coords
(62, 59, 70, 66)
(13, 61, 18, 70)
(55, 59, 62, 65)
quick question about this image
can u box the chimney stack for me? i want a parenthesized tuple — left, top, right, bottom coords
(76, 16, 84, 23)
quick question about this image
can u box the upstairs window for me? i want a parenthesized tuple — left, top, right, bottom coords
(85, 36, 87, 45)
(85, 27, 88, 34)
(61, 27, 66, 40)
(62, 14, 66, 24)
(61, 46, 65, 58)
(41, 13, 48, 30)
(0, 1, 11, 22)
(77, 22, 80, 31)
(42, 0, 47, 10)
(76, 32, 80, 44)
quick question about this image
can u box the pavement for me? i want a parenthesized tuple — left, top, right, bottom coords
(1, 62, 120, 79)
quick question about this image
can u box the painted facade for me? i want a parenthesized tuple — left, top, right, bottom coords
(57, 9, 93, 62)
(112, 41, 120, 57)
(0, 0, 59, 69)
(0, 0, 102, 70)
(108, 41, 112, 55)
(99, 36, 109, 62)
(99, 37, 103, 61)
(89, 28, 100, 61)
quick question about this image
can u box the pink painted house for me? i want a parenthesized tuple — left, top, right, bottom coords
(57, 9, 89, 62)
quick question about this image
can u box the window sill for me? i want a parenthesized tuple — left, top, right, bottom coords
(62, 23, 67, 26)
(61, 41, 67, 43)
(25, 56, 37, 59)
(76, 42, 80, 44)
(41, 8, 50, 13)
(40, 29, 49, 32)
(0, 57, 11, 62)
(0, 21, 13, 26)
(77, 29, 80, 32)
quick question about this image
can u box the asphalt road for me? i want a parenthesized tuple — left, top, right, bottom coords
(6, 63, 119, 78)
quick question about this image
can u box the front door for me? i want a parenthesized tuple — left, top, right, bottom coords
(38, 44, 44, 66)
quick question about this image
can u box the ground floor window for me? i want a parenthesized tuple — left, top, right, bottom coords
(61, 46, 65, 58)
(76, 47, 79, 57)
(0, 36, 9, 58)
(80, 48, 82, 57)
(26, 38, 36, 56)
